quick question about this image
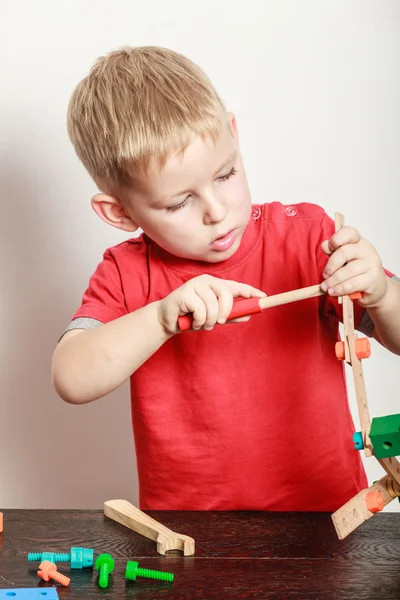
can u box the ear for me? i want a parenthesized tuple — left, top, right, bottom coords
(227, 112, 239, 144)
(91, 193, 139, 232)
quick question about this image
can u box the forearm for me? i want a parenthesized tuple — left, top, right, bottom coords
(367, 277, 400, 355)
(52, 300, 173, 404)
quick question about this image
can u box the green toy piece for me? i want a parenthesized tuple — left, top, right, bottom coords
(95, 553, 115, 588)
(125, 560, 174, 583)
(370, 414, 400, 458)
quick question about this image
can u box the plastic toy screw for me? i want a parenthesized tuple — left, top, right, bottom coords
(28, 546, 94, 568)
(95, 553, 115, 588)
(37, 560, 70, 586)
(125, 560, 174, 582)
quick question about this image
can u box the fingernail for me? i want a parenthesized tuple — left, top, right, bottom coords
(321, 282, 327, 291)
(218, 318, 226, 324)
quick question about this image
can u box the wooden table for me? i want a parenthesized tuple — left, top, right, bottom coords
(1, 509, 400, 598)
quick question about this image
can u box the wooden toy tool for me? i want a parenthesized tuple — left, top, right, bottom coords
(104, 499, 195, 556)
(178, 283, 326, 331)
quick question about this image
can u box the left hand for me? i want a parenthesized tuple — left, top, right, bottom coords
(320, 225, 388, 308)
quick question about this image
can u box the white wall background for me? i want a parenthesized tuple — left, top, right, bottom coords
(1, 0, 399, 510)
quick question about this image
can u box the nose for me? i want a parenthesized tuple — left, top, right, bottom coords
(202, 193, 228, 225)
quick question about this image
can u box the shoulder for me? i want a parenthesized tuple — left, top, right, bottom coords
(99, 233, 151, 274)
(258, 201, 334, 241)
(260, 201, 330, 223)
(103, 232, 148, 260)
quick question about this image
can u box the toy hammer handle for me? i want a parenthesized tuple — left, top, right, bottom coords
(178, 284, 326, 331)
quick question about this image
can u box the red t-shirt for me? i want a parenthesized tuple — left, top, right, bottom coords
(69, 202, 393, 511)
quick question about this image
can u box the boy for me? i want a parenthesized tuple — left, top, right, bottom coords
(52, 46, 400, 512)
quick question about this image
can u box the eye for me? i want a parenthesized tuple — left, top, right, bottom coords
(167, 197, 190, 212)
(218, 167, 237, 182)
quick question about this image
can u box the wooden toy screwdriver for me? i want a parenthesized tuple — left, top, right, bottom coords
(178, 284, 362, 331)
(178, 283, 322, 331)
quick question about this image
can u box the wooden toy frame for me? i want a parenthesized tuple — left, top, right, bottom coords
(330, 214, 400, 539)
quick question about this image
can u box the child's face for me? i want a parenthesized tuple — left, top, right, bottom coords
(94, 114, 253, 263)
(128, 114, 253, 263)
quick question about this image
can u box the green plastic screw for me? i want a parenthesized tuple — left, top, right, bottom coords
(95, 553, 115, 588)
(125, 560, 174, 583)
(28, 546, 94, 568)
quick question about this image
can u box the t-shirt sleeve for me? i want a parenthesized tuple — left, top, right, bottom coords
(68, 248, 128, 325)
(315, 210, 397, 336)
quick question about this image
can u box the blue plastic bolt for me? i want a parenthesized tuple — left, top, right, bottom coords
(353, 431, 364, 450)
(28, 546, 94, 568)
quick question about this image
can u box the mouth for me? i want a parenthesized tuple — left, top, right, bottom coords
(211, 229, 237, 252)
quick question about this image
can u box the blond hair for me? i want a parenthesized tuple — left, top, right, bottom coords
(67, 46, 226, 191)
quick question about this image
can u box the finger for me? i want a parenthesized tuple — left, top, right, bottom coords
(209, 281, 266, 324)
(322, 272, 371, 298)
(226, 316, 251, 324)
(180, 294, 208, 330)
(323, 258, 369, 291)
(195, 287, 221, 330)
(321, 226, 361, 255)
(215, 287, 234, 324)
(323, 243, 366, 278)
(223, 280, 267, 299)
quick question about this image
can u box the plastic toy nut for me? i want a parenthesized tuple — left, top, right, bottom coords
(365, 490, 384, 514)
(335, 338, 371, 361)
(353, 431, 364, 451)
(355, 338, 371, 359)
(349, 292, 362, 300)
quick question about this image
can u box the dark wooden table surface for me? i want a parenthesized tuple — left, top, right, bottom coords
(1, 509, 400, 599)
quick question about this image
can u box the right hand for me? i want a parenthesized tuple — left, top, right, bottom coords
(157, 274, 266, 335)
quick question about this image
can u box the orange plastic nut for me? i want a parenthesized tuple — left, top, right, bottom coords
(365, 490, 384, 513)
(355, 337, 371, 359)
(0, 512, 3, 533)
(335, 338, 371, 360)
(349, 292, 362, 300)
(335, 341, 345, 360)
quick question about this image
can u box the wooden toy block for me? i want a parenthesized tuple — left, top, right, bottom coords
(0, 590, 59, 599)
(370, 414, 400, 458)
(104, 499, 195, 556)
(331, 475, 397, 539)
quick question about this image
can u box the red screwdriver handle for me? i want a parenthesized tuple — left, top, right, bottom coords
(178, 297, 262, 331)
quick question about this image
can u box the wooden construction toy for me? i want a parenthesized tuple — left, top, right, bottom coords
(104, 499, 195, 556)
(328, 213, 400, 539)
